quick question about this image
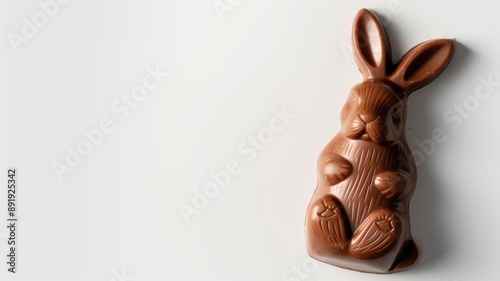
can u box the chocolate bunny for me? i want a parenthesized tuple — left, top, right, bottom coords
(305, 9, 454, 273)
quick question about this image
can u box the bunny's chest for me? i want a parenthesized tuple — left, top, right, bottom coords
(334, 144, 391, 196)
(325, 138, 404, 227)
(330, 139, 399, 184)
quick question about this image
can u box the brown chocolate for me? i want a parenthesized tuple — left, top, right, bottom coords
(304, 9, 454, 273)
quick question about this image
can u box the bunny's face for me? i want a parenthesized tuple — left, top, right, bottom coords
(340, 81, 406, 146)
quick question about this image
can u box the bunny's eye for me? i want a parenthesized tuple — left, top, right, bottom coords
(392, 105, 402, 119)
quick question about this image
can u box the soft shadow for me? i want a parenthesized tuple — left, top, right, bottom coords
(405, 41, 472, 269)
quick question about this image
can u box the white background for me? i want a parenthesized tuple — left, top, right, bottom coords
(1, 0, 499, 280)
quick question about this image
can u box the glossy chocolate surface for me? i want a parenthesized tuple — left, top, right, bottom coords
(304, 9, 454, 273)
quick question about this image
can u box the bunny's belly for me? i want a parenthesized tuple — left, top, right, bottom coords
(322, 136, 405, 231)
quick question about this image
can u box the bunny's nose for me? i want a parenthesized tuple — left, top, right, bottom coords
(359, 113, 376, 123)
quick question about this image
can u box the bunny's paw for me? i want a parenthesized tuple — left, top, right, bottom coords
(318, 154, 353, 186)
(374, 171, 409, 201)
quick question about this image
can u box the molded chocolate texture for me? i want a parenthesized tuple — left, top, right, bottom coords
(304, 9, 454, 274)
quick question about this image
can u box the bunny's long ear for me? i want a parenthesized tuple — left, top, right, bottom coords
(352, 9, 392, 80)
(390, 39, 455, 94)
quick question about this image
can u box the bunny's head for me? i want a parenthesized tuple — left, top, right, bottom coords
(340, 9, 454, 146)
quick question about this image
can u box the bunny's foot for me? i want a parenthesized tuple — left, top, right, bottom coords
(309, 194, 350, 252)
(349, 208, 400, 260)
(318, 154, 353, 186)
